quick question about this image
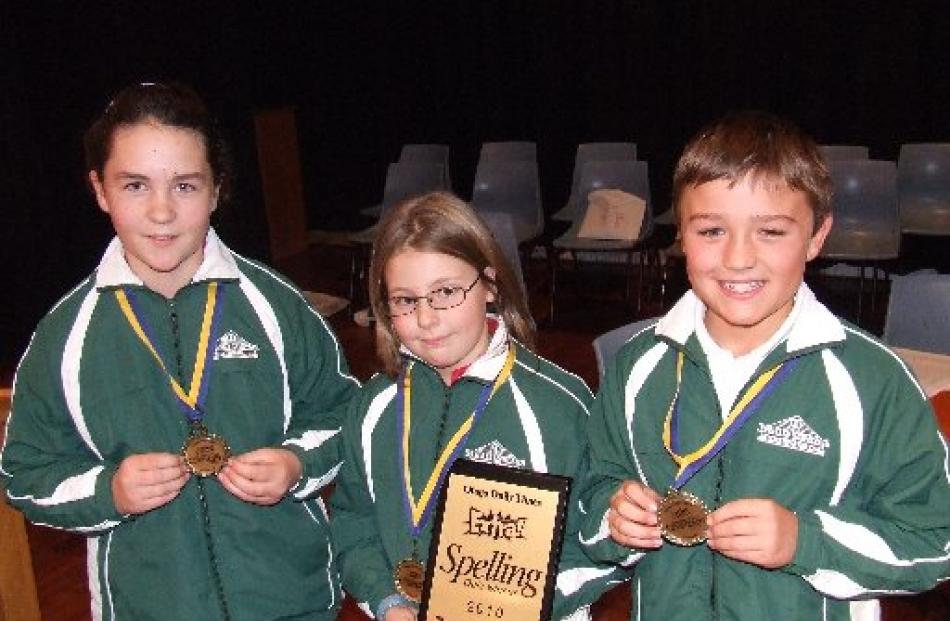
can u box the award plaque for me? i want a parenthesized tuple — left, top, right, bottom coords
(418, 459, 570, 621)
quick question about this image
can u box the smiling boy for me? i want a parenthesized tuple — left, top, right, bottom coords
(578, 112, 950, 620)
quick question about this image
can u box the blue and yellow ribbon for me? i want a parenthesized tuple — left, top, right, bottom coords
(663, 350, 799, 490)
(114, 282, 224, 422)
(397, 346, 516, 537)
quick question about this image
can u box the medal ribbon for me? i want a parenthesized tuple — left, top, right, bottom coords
(397, 346, 516, 537)
(663, 350, 799, 490)
(114, 282, 225, 422)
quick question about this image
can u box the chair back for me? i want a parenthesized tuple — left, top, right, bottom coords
(897, 143, 950, 235)
(380, 161, 448, 219)
(818, 145, 869, 161)
(555, 143, 640, 221)
(479, 211, 527, 298)
(884, 271, 950, 355)
(820, 160, 900, 261)
(569, 160, 654, 241)
(478, 141, 537, 163)
(471, 161, 543, 243)
(593, 317, 660, 380)
(398, 144, 451, 190)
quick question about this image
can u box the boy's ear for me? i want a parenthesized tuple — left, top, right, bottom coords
(89, 171, 110, 214)
(482, 266, 497, 303)
(806, 214, 834, 261)
(211, 183, 221, 213)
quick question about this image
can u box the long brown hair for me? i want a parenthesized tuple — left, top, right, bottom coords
(369, 191, 535, 377)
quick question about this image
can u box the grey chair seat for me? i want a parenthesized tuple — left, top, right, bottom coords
(819, 227, 900, 261)
(553, 222, 650, 252)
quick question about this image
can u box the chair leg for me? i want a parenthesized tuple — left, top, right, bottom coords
(549, 252, 558, 327)
(857, 265, 866, 324)
(348, 247, 359, 307)
(637, 252, 646, 313)
(870, 264, 879, 316)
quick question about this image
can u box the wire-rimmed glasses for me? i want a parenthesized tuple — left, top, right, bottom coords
(385, 275, 481, 317)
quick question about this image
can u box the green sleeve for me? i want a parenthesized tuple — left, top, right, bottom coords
(783, 373, 950, 594)
(553, 450, 633, 620)
(1, 336, 126, 533)
(280, 301, 360, 500)
(577, 351, 653, 567)
(330, 391, 402, 615)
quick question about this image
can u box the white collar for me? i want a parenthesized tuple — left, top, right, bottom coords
(94, 228, 242, 290)
(399, 314, 511, 383)
(656, 282, 845, 355)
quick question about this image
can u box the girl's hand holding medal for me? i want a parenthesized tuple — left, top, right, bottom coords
(217, 447, 303, 505)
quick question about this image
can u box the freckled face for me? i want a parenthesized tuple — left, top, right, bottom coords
(385, 249, 495, 382)
(90, 120, 218, 298)
(679, 176, 832, 354)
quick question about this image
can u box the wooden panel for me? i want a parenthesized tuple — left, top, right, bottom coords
(1, 388, 42, 621)
(253, 107, 309, 262)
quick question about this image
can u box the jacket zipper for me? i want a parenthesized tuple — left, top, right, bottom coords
(169, 294, 231, 621)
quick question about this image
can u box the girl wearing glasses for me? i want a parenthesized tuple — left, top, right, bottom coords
(331, 192, 625, 621)
(0, 82, 359, 620)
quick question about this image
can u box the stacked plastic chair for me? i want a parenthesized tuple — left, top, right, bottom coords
(360, 144, 450, 218)
(819, 159, 900, 322)
(553, 142, 638, 222)
(348, 161, 448, 305)
(897, 143, 950, 236)
(550, 160, 654, 324)
(479, 210, 528, 299)
(470, 160, 543, 244)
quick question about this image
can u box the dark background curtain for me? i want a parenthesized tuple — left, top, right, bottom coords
(2, 1, 949, 369)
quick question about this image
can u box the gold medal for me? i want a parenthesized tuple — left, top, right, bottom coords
(394, 558, 425, 603)
(182, 425, 231, 477)
(658, 489, 709, 546)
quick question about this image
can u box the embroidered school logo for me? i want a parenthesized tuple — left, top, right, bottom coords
(213, 330, 260, 360)
(757, 415, 830, 457)
(464, 440, 526, 469)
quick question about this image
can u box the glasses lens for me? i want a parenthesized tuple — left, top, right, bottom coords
(387, 298, 416, 317)
(429, 286, 466, 310)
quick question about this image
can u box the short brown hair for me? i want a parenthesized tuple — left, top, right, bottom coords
(368, 191, 536, 377)
(672, 111, 832, 232)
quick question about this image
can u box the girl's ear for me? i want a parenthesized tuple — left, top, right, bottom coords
(482, 266, 497, 304)
(89, 171, 110, 214)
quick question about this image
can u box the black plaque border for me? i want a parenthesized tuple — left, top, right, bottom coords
(418, 458, 571, 621)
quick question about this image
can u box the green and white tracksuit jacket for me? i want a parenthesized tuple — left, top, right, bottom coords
(330, 320, 629, 620)
(0, 230, 360, 621)
(579, 285, 950, 620)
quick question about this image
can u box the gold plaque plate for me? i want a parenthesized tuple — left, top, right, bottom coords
(182, 431, 231, 477)
(395, 558, 425, 603)
(658, 489, 709, 546)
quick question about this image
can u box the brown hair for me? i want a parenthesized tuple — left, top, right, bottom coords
(84, 82, 233, 202)
(672, 111, 832, 232)
(369, 191, 536, 376)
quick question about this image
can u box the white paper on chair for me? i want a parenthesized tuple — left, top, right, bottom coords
(577, 189, 645, 241)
